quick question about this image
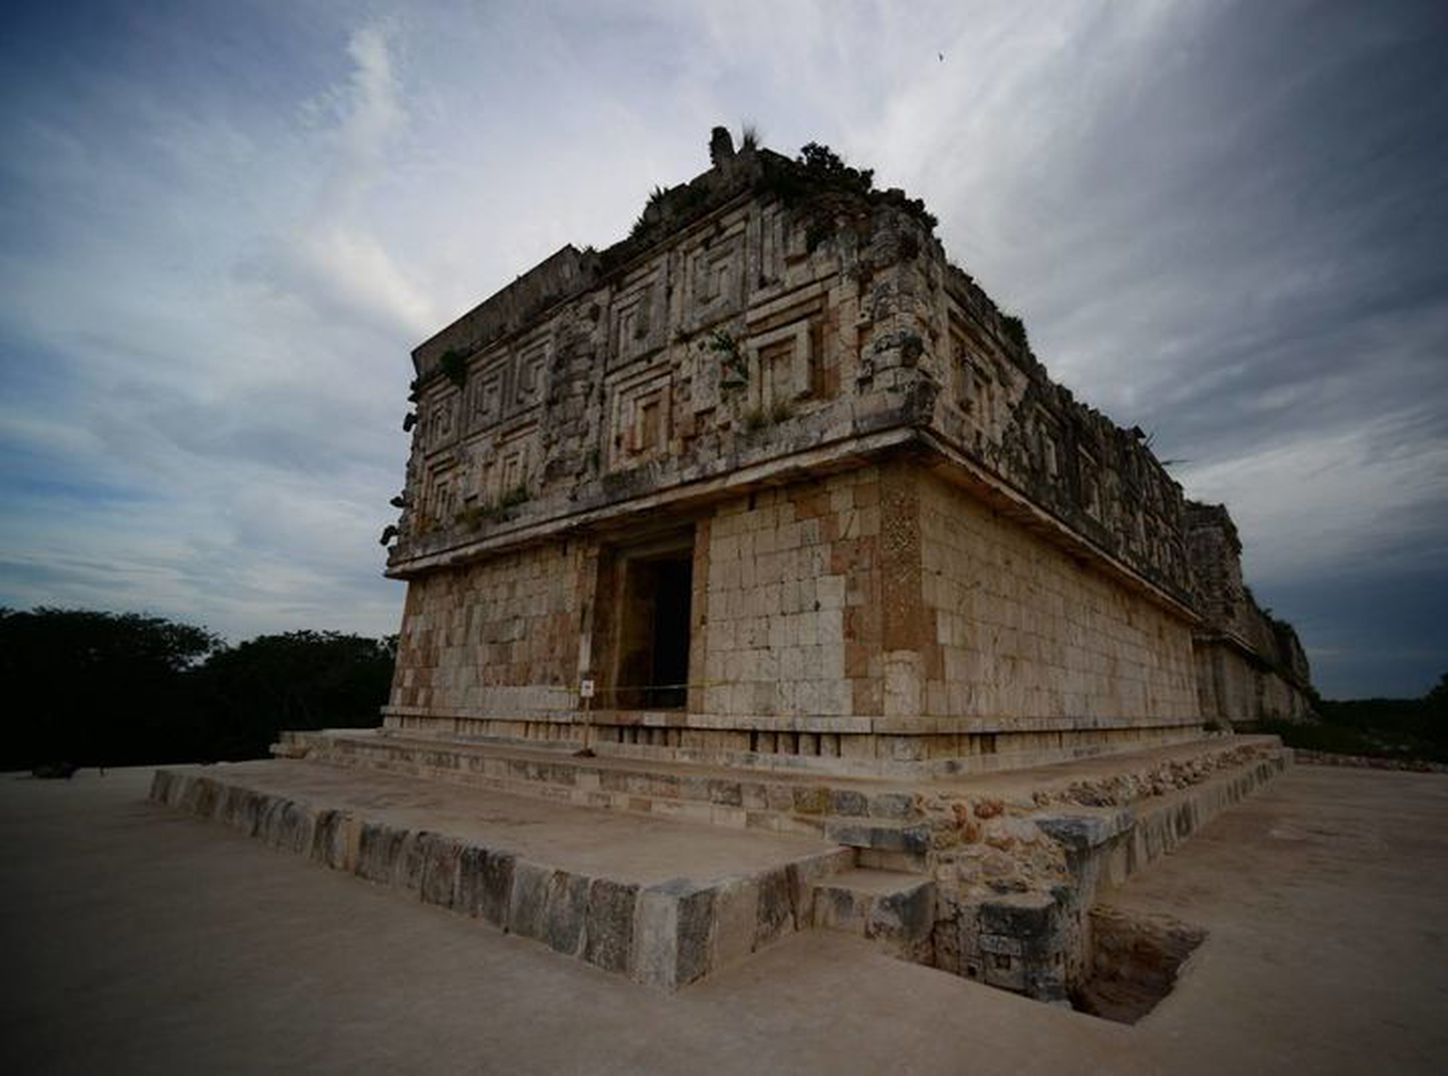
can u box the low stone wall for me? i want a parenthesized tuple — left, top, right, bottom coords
(1294, 750, 1447, 774)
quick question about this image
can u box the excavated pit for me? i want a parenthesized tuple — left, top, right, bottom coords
(1070, 905, 1205, 1024)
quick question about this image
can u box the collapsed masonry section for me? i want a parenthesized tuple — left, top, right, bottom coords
(378, 130, 1312, 773)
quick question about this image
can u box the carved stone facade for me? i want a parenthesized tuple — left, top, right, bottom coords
(381, 130, 1311, 772)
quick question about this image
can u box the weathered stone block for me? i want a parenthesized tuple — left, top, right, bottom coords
(584, 878, 638, 974)
(507, 861, 555, 941)
(456, 845, 515, 926)
(356, 822, 408, 885)
(753, 866, 797, 950)
(309, 809, 352, 871)
(540, 870, 591, 957)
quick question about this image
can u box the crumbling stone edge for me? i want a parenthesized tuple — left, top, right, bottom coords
(934, 746, 1291, 1001)
(148, 768, 850, 990)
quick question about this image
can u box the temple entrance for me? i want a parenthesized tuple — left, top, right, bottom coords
(609, 532, 694, 710)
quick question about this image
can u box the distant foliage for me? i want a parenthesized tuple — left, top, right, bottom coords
(187, 631, 396, 761)
(1256, 673, 1448, 764)
(0, 607, 395, 771)
(1, 608, 221, 771)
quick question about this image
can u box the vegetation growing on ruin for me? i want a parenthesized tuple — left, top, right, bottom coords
(1000, 314, 1030, 352)
(498, 483, 530, 509)
(451, 484, 530, 532)
(743, 405, 770, 432)
(757, 142, 939, 237)
(455, 504, 491, 531)
(1250, 674, 1448, 764)
(439, 348, 470, 387)
(705, 329, 748, 388)
(628, 180, 712, 243)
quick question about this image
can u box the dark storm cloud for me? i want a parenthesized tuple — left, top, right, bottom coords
(889, 0, 1448, 694)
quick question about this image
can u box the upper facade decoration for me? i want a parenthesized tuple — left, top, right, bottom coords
(384, 129, 1196, 604)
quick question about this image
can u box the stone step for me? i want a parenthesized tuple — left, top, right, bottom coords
(277, 728, 937, 865)
(150, 759, 855, 991)
(811, 868, 937, 962)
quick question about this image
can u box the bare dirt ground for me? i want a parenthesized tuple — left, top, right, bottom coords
(2, 764, 1444, 1075)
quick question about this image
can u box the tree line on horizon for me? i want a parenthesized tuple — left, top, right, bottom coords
(1, 607, 394, 772)
(3, 606, 1444, 773)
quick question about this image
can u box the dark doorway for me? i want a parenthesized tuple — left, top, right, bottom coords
(647, 557, 692, 708)
(614, 546, 693, 710)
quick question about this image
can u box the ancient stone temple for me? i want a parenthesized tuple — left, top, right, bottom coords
(156, 130, 1316, 1008)
(379, 129, 1310, 769)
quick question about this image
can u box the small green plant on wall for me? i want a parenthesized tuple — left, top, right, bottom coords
(705, 329, 748, 388)
(499, 483, 530, 509)
(438, 348, 469, 387)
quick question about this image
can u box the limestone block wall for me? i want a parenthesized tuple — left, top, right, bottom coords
(698, 469, 880, 722)
(388, 543, 582, 717)
(918, 474, 1199, 723)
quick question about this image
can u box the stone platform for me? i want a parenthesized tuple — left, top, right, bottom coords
(154, 731, 1288, 1001)
(150, 760, 854, 990)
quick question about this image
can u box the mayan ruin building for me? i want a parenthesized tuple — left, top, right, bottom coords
(379, 127, 1313, 759)
(158, 130, 1318, 1006)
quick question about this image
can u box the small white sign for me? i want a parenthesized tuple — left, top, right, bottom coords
(580, 678, 595, 699)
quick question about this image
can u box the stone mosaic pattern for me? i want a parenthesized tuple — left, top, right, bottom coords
(385, 138, 1192, 602)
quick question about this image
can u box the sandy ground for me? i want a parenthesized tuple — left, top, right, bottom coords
(1, 764, 1444, 1074)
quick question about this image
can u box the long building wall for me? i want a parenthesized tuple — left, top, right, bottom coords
(918, 474, 1198, 724)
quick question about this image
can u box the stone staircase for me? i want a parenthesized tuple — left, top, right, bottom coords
(811, 868, 937, 962)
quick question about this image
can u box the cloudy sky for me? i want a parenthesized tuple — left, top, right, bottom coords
(1, 0, 1444, 698)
